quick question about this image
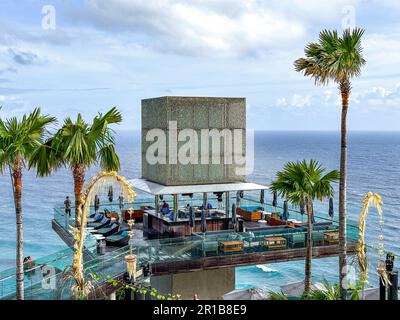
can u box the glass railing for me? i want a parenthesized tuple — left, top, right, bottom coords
(0, 243, 98, 299)
(1, 223, 356, 300)
(2, 194, 361, 300)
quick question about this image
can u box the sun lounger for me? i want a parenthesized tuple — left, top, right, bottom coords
(105, 230, 130, 247)
(88, 217, 111, 229)
(94, 223, 120, 237)
(87, 213, 104, 223)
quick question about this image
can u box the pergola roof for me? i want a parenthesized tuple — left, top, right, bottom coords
(129, 178, 269, 196)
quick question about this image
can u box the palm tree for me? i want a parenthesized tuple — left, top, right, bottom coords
(30, 107, 122, 227)
(270, 159, 339, 294)
(0, 108, 56, 300)
(294, 28, 366, 299)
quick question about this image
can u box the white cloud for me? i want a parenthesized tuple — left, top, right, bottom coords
(276, 83, 400, 111)
(352, 84, 400, 108)
(82, 0, 307, 57)
(364, 32, 400, 70)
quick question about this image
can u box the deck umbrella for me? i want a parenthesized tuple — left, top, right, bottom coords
(260, 189, 265, 204)
(223, 288, 271, 300)
(200, 209, 207, 234)
(272, 191, 278, 208)
(283, 200, 289, 220)
(231, 203, 237, 228)
(328, 198, 334, 218)
(280, 280, 326, 298)
(300, 202, 306, 215)
(189, 206, 194, 233)
(311, 203, 315, 223)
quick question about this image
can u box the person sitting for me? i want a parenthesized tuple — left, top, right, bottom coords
(162, 200, 169, 209)
(23, 256, 35, 271)
(161, 201, 170, 214)
(207, 202, 213, 209)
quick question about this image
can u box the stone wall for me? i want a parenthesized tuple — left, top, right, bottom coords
(150, 267, 235, 300)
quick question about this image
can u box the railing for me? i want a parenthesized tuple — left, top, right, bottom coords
(2, 195, 360, 300)
(0, 244, 98, 299)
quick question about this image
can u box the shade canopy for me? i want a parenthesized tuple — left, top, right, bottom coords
(129, 178, 268, 196)
(280, 280, 326, 298)
(223, 288, 270, 300)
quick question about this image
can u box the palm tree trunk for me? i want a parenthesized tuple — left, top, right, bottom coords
(12, 160, 24, 300)
(72, 164, 85, 227)
(304, 202, 313, 294)
(339, 79, 350, 300)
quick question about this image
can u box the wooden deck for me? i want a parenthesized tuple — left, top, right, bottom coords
(150, 243, 357, 276)
(53, 218, 356, 278)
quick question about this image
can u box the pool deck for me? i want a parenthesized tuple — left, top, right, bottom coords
(52, 218, 357, 277)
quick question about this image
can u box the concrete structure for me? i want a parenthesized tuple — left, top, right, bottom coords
(151, 267, 235, 300)
(142, 96, 246, 185)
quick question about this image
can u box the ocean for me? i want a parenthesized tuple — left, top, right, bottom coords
(0, 131, 399, 291)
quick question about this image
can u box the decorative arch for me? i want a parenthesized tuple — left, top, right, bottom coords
(357, 192, 384, 287)
(70, 171, 136, 299)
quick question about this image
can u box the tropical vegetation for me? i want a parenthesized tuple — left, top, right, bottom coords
(294, 28, 366, 299)
(30, 107, 122, 226)
(270, 159, 339, 294)
(0, 108, 56, 300)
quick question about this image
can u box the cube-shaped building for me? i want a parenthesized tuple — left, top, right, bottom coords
(141, 96, 246, 186)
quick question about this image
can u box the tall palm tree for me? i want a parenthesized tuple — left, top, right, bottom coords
(0, 108, 56, 300)
(270, 160, 339, 294)
(30, 107, 122, 227)
(294, 28, 366, 299)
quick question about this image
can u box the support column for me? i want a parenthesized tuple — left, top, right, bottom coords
(225, 192, 230, 217)
(173, 194, 179, 221)
(203, 193, 208, 214)
(155, 195, 160, 216)
(235, 191, 240, 208)
(151, 267, 235, 300)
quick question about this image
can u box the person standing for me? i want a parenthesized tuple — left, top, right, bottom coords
(217, 193, 223, 210)
(108, 186, 113, 203)
(94, 194, 100, 214)
(64, 196, 71, 216)
(118, 193, 124, 211)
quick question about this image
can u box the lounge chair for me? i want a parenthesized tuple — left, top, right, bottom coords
(88, 217, 111, 230)
(105, 230, 130, 247)
(87, 213, 104, 223)
(94, 223, 120, 237)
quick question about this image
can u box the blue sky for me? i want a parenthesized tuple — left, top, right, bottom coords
(0, 0, 400, 130)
